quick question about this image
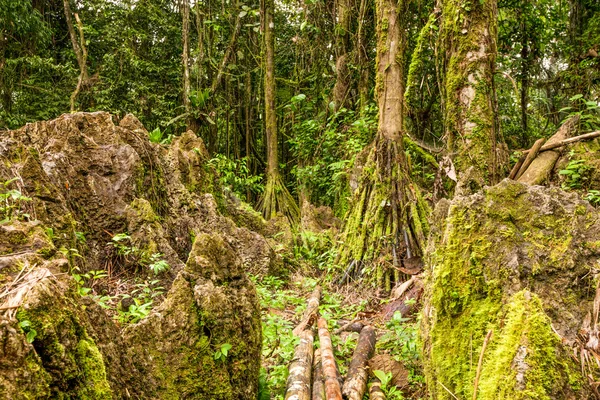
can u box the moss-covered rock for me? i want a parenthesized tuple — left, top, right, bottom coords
(124, 232, 262, 399)
(422, 179, 598, 399)
(0, 113, 269, 399)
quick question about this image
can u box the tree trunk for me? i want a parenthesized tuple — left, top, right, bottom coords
(336, 0, 429, 283)
(63, 0, 88, 113)
(441, 0, 504, 184)
(342, 326, 377, 400)
(317, 318, 343, 400)
(258, 0, 300, 223)
(332, 0, 352, 110)
(356, 0, 371, 111)
(285, 329, 314, 400)
(182, 0, 192, 121)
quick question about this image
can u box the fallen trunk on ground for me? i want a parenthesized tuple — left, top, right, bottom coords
(285, 329, 314, 400)
(342, 325, 376, 400)
(293, 286, 322, 336)
(369, 379, 386, 400)
(312, 349, 326, 400)
(422, 179, 598, 399)
(317, 317, 343, 400)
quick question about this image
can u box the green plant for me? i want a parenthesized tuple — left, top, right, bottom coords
(71, 267, 108, 297)
(586, 190, 600, 206)
(116, 279, 165, 324)
(372, 370, 405, 399)
(560, 94, 600, 131)
(208, 154, 265, 197)
(148, 253, 170, 275)
(559, 156, 593, 190)
(18, 320, 37, 343)
(0, 177, 32, 223)
(213, 343, 232, 361)
(109, 233, 137, 256)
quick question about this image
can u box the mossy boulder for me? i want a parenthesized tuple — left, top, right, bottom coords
(0, 113, 270, 399)
(422, 179, 598, 399)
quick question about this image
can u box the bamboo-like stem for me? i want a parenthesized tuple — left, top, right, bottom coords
(342, 326, 377, 400)
(285, 329, 314, 400)
(317, 318, 343, 400)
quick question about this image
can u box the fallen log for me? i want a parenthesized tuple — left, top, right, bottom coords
(293, 285, 322, 336)
(312, 349, 326, 400)
(517, 116, 580, 185)
(514, 138, 546, 180)
(317, 317, 343, 400)
(285, 329, 314, 400)
(342, 326, 377, 400)
(369, 379, 386, 400)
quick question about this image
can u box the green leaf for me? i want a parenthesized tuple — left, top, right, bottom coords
(26, 329, 37, 343)
(373, 370, 388, 384)
(570, 94, 584, 101)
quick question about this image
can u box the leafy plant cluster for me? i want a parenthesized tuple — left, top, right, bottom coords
(0, 178, 32, 223)
(208, 154, 265, 198)
(377, 311, 426, 393)
(109, 233, 171, 276)
(288, 100, 377, 215)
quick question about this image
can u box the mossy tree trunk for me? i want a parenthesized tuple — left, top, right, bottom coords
(258, 0, 299, 223)
(441, 0, 503, 184)
(332, 0, 352, 110)
(336, 0, 429, 289)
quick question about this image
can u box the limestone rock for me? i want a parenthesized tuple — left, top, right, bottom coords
(422, 179, 598, 399)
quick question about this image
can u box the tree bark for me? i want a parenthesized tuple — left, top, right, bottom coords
(317, 318, 343, 400)
(285, 329, 314, 400)
(369, 378, 386, 399)
(182, 0, 191, 116)
(312, 348, 326, 400)
(342, 326, 377, 400)
(441, 0, 504, 184)
(258, 0, 299, 223)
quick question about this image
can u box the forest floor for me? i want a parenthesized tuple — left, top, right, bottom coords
(254, 267, 427, 399)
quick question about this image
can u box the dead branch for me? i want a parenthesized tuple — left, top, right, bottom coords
(334, 318, 363, 335)
(317, 317, 343, 400)
(514, 138, 546, 180)
(517, 116, 580, 185)
(342, 326, 377, 400)
(293, 286, 322, 336)
(285, 329, 314, 400)
(522, 130, 600, 154)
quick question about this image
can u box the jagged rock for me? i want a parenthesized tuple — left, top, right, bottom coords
(422, 179, 599, 399)
(0, 112, 273, 399)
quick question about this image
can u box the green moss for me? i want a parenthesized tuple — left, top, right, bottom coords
(479, 291, 581, 399)
(423, 181, 588, 399)
(75, 340, 113, 399)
